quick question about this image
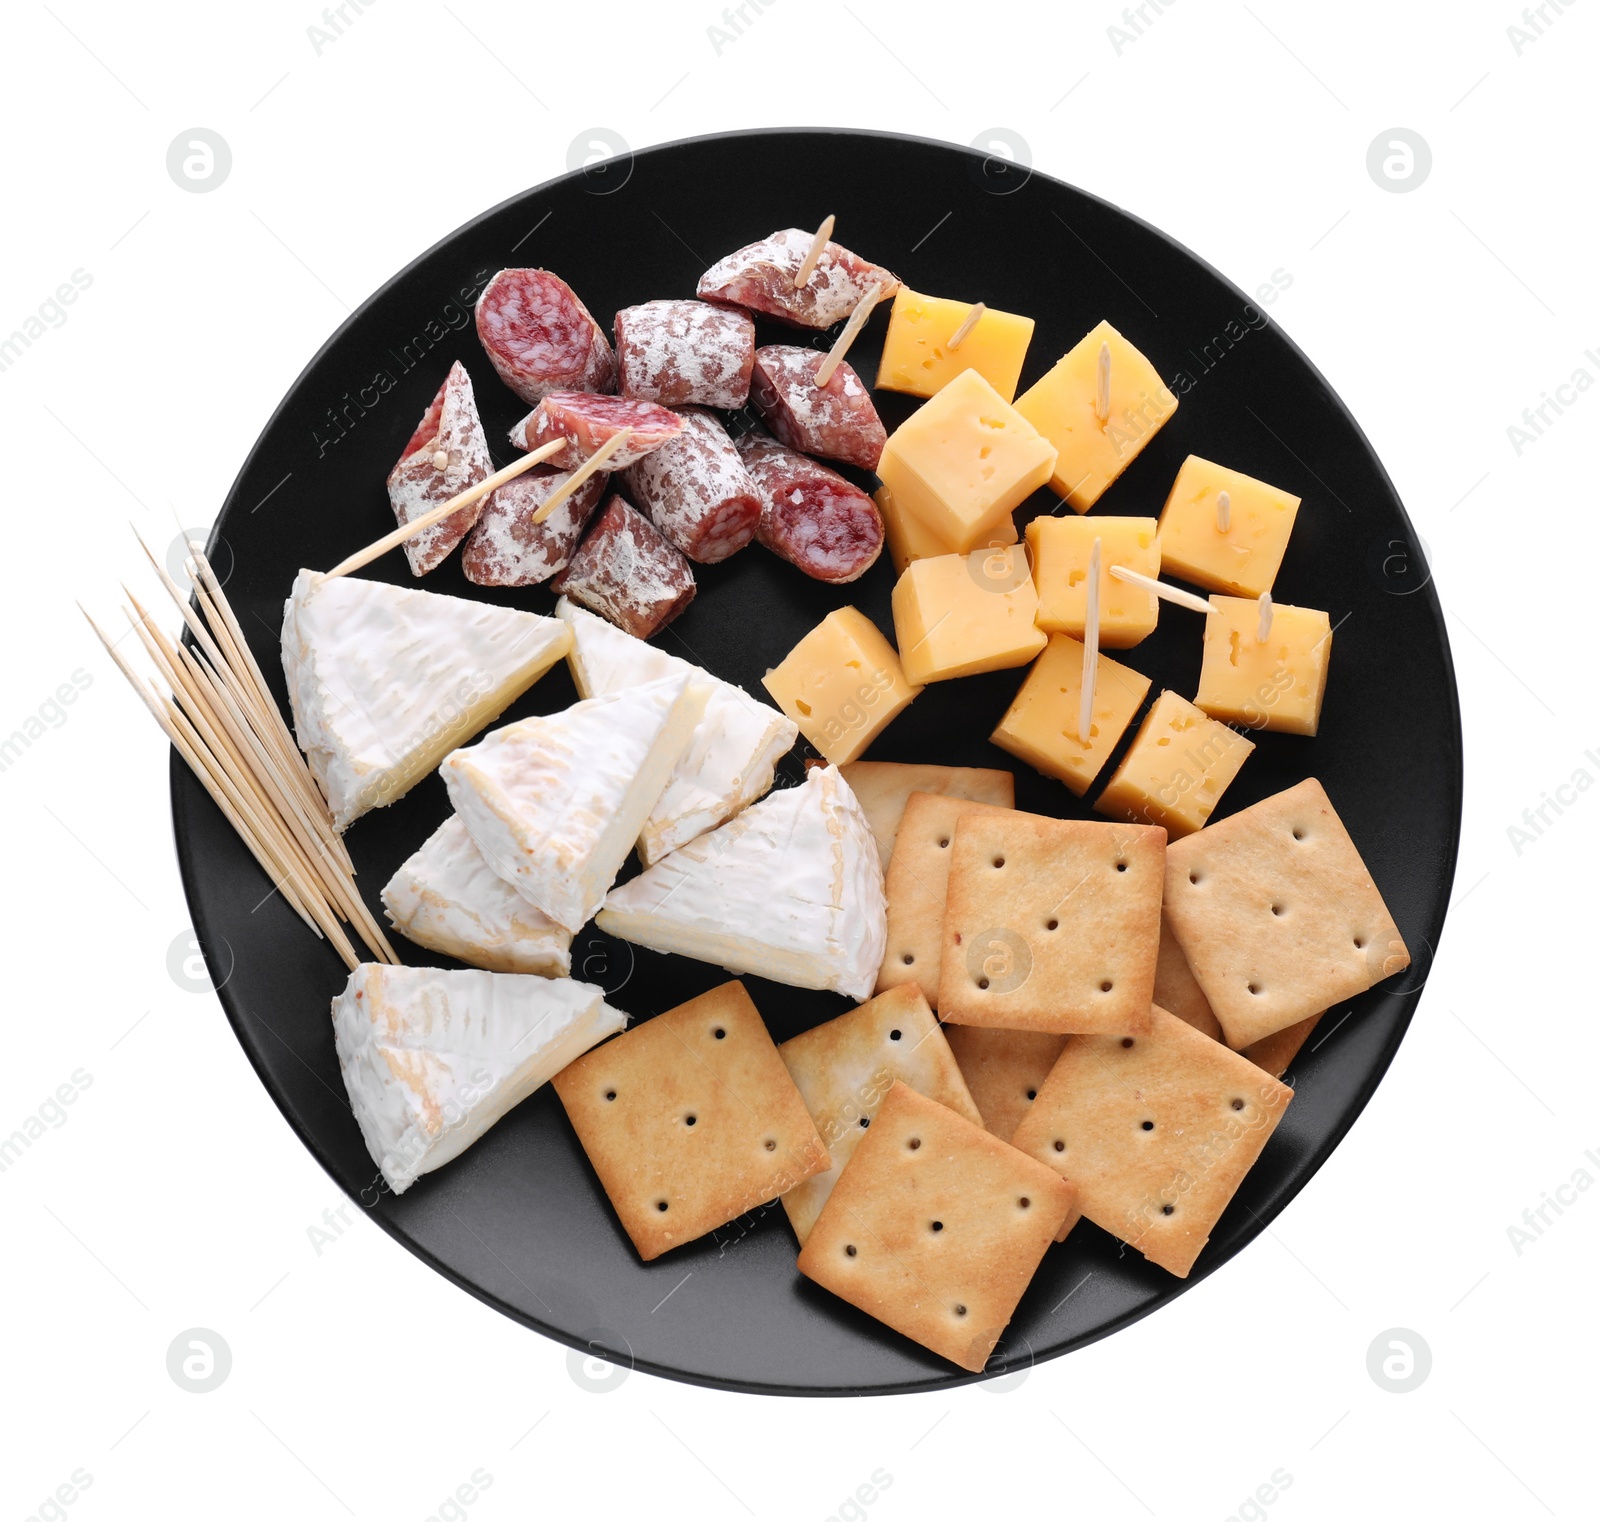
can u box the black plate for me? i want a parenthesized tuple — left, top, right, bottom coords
(173, 128, 1461, 1396)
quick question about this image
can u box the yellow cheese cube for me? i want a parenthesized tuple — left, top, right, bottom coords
(1159, 455, 1301, 597)
(1194, 596, 1331, 737)
(875, 288, 1036, 403)
(1026, 515, 1160, 648)
(1013, 320, 1178, 512)
(875, 483, 1015, 574)
(762, 607, 921, 765)
(875, 369, 1057, 554)
(1094, 689, 1254, 836)
(989, 634, 1151, 796)
(891, 547, 1046, 686)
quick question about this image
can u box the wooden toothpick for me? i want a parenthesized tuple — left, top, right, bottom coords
(945, 302, 986, 351)
(814, 283, 884, 388)
(1079, 536, 1101, 744)
(528, 429, 633, 526)
(1216, 490, 1231, 533)
(1094, 341, 1111, 424)
(1257, 590, 1274, 643)
(793, 214, 835, 289)
(1108, 564, 1213, 614)
(325, 439, 564, 579)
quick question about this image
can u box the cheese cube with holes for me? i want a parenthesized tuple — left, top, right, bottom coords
(1159, 456, 1300, 598)
(989, 634, 1150, 796)
(891, 548, 1046, 686)
(875, 289, 1036, 403)
(874, 483, 1017, 575)
(1095, 690, 1255, 837)
(1026, 515, 1160, 646)
(874, 370, 1057, 553)
(762, 607, 921, 765)
(1013, 321, 1178, 512)
(1195, 596, 1332, 737)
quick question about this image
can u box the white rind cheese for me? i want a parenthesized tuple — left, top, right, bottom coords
(281, 570, 570, 831)
(381, 815, 573, 976)
(331, 964, 626, 1194)
(597, 764, 887, 1000)
(441, 673, 706, 934)
(556, 598, 798, 864)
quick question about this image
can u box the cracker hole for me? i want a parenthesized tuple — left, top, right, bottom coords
(1353, 935, 1366, 949)
(977, 977, 990, 990)
(1099, 979, 1114, 993)
(1045, 918, 1059, 931)
(993, 856, 1005, 869)
(605, 1090, 617, 1101)
(1025, 1088, 1037, 1101)
(1053, 1139, 1065, 1152)
(1161, 1203, 1175, 1216)
(1231, 1097, 1245, 1111)
(656, 1200, 669, 1212)
(685, 1114, 697, 1126)
(908, 1137, 922, 1151)
(1247, 982, 1262, 995)
(930, 1220, 944, 1233)
(1121, 1038, 1134, 1048)
(1115, 861, 1127, 873)
(1271, 903, 1284, 917)
(1019, 1197, 1031, 1209)
(1189, 871, 1202, 886)
(859, 1117, 870, 1129)
(955, 1304, 968, 1317)
(889, 1029, 902, 1041)
(845, 1244, 857, 1257)
(938, 837, 950, 849)
(713, 1027, 726, 1040)
(1292, 828, 1305, 841)
(1141, 1120, 1154, 1131)
(901, 953, 915, 965)
(764, 1138, 776, 1151)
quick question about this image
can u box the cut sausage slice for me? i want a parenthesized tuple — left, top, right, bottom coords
(385, 361, 493, 576)
(737, 430, 884, 585)
(698, 228, 899, 330)
(510, 392, 683, 470)
(475, 269, 615, 405)
(460, 468, 608, 588)
(614, 299, 755, 408)
(552, 495, 696, 639)
(750, 346, 887, 471)
(624, 408, 760, 565)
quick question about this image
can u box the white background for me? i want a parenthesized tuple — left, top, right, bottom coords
(1, 2, 1592, 1518)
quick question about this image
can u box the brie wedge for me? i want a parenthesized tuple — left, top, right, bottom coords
(556, 598, 798, 864)
(597, 764, 887, 1000)
(332, 963, 626, 1194)
(282, 570, 570, 831)
(441, 673, 706, 933)
(381, 815, 573, 976)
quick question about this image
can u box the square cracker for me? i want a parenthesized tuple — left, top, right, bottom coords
(840, 761, 1015, 870)
(943, 1026, 1067, 1144)
(938, 812, 1165, 1035)
(1154, 915, 1223, 1041)
(1164, 778, 1409, 1048)
(797, 1081, 1076, 1372)
(778, 985, 982, 1244)
(877, 792, 1016, 1007)
(552, 980, 828, 1261)
(1011, 1006, 1293, 1277)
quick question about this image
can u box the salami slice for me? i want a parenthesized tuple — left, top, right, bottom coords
(508, 392, 683, 471)
(460, 467, 608, 588)
(623, 408, 760, 564)
(749, 346, 887, 471)
(697, 228, 900, 329)
(737, 429, 884, 585)
(552, 495, 696, 639)
(385, 361, 493, 577)
(475, 269, 615, 405)
(614, 299, 755, 408)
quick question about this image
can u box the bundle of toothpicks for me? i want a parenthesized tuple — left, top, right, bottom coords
(83, 530, 398, 972)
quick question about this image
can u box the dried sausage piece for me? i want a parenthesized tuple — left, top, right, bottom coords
(385, 361, 493, 576)
(460, 468, 608, 588)
(510, 392, 684, 470)
(552, 495, 696, 639)
(475, 269, 615, 405)
(697, 228, 899, 330)
(737, 429, 884, 585)
(749, 346, 887, 471)
(623, 408, 760, 564)
(614, 299, 755, 408)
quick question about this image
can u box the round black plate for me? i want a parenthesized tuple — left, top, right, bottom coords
(173, 129, 1461, 1396)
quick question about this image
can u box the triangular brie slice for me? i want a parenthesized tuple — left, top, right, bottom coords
(282, 570, 570, 831)
(442, 673, 706, 933)
(381, 815, 573, 976)
(597, 764, 887, 1000)
(557, 597, 798, 863)
(332, 964, 626, 1194)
